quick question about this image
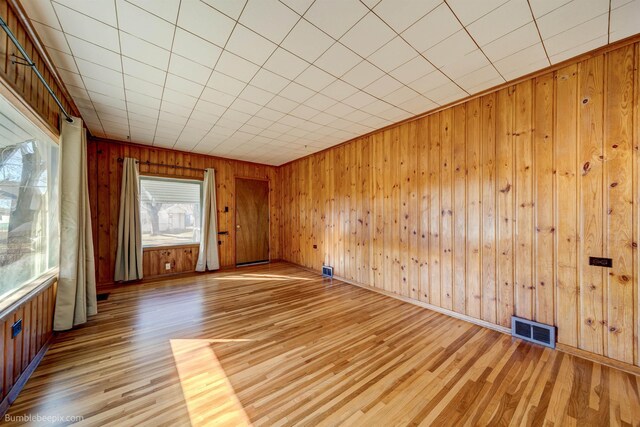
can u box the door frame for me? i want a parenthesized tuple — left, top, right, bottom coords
(234, 175, 271, 266)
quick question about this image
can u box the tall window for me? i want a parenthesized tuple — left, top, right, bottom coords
(140, 176, 202, 247)
(0, 94, 59, 299)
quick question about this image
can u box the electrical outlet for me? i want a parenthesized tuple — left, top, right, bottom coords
(12, 319, 22, 338)
(165, 262, 171, 270)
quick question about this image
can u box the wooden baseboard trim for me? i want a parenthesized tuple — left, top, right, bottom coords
(0, 335, 53, 416)
(285, 261, 640, 377)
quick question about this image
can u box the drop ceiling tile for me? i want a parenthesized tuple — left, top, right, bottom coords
(402, 4, 461, 53)
(466, 0, 533, 47)
(280, 0, 314, 14)
(424, 30, 477, 69)
(194, 99, 227, 117)
(226, 25, 278, 65)
(256, 107, 286, 122)
(127, 102, 160, 118)
(266, 95, 299, 113)
(126, 0, 181, 22)
(295, 65, 335, 91)
(177, 0, 235, 46)
(66, 35, 122, 71)
(364, 75, 403, 98)
(342, 60, 385, 88)
(529, 0, 572, 17)
(305, 93, 337, 110)
(165, 73, 204, 97)
(609, 0, 640, 41)
(368, 37, 417, 73)
(282, 19, 334, 62)
(124, 74, 164, 98)
(482, 22, 541, 62)
(240, 0, 300, 43)
(428, 81, 467, 104)
(389, 55, 436, 84)
(32, 22, 71, 54)
(314, 42, 361, 77)
(543, 14, 608, 59)
(122, 57, 167, 85)
(305, 0, 368, 39)
(206, 71, 247, 96)
(215, 51, 260, 83)
(168, 54, 212, 85)
(250, 69, 290, 94)
(383, 86, 418, 105)
(455, 65, 504, 92)
(263, 48, 309, 80)
(408, 69, 450, 94)
(47, 48, 78, 73)
(117, 0, 174, 49)
(67, 85, 91, 101)
(56, 0, 118, 26)
(374, 0, 441, 32)
(441, 49, 491, 80)
(83, 76, 126, 99)
(325, 102, 357, 117)
(535, 0, 609, 40)
(310, 111, 339, 125)
(230, 98, 262, 115)
(22, 0, 61, 29)
(201, 87, 237, 107)
(494, 42, 549, 80)
(280, 82, 315, 103)
(238, 85, 276, 106)
(340, 12, 395, 57)
(290, 104, 321, 120)
(323, 79, 359, 101)
(76, 58, 124, 87)
(343, 90, 377, 109)
(163, 87, 199, 109)
(172, 29, 222, 68)
(53, 3, 120, 51)
(160, 99, 193, 117)
(447, 0, 509, 25)
(548, 34, 607, 63)
(120, 32, 171, 69)
(90, 92, 127, 110)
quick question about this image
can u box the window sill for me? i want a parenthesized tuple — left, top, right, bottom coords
(0, 269, 58, 320)
(143, 243, 200, 251)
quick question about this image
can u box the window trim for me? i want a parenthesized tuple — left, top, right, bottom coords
(139, 174, 203, 249)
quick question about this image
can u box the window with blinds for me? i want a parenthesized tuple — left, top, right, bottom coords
(139, 176, 202, 247)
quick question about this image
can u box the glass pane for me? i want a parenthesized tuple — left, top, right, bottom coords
(140, 177, 201, 247)
(0, 94, 59, 299)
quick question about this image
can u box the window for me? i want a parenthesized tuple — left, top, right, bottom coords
(0, 93, 59, 300)
(140, 176, 202, 247)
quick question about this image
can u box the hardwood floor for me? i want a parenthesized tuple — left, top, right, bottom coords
(4, 263, 640, 426)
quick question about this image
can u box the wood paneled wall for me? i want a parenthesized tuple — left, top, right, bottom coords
(87, 138, 281, 287)
(0, 0, 77, 133)
(279, 41, 640, 367)
(0, 281, 56, 406)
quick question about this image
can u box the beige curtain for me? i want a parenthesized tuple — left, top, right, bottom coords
(54, 117, 97, 331)
(114, 158, 143, 281)
(196, 168, 220, 271)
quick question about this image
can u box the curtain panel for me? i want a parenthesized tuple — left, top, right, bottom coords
(114, 158, 143, 281)
(196, 168, 220, 271)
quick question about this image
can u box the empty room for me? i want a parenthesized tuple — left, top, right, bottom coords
(1, 0, 639, 425)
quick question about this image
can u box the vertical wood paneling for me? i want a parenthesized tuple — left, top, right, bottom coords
(249, 40, 640, 369)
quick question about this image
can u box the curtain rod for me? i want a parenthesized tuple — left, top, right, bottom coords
(117, 157, 206, 173)
(0, 16, 74, 123)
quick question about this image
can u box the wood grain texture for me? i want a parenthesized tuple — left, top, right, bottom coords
(235, 178, 270, 264)
(4, 264, 640, 426)
(279, 42, 640, 368)
(87, 138, 280, 287)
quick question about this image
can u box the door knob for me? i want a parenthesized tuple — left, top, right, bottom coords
(236, 224, 241, 228)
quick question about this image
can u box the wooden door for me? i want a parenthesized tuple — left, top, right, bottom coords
(235, 178, 270, 265)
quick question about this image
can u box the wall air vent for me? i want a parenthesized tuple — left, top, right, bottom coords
(322, 265, 333, 278)
(511, 316, 556, 348)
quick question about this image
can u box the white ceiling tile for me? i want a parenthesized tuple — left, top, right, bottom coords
(402, 4, 460, 52)
(124, 74, 164, 98)
(83, 76, 125, 99)
(126, 0, 181, 22)
(494, 42, 549, 79)
(368, 37, 417, 73)
(75, 58, 124, 87)
(32, 22, 71, 54)
(250, 69, 290, 94)
(466, 0, 533, 46)
(194, 99, 227, 117)
(47, 48, 78, 73)
(226, 25, 278, 65)
(230, 98, 262, 115)
(66, 35, 121, 72)
(257, 108, 286, 121)
(160, 98, 194, 117)
(428, 81, 467, 105)
(53, 3, 120, 51)
(340, 12, 395, 57)
(215, 51, 260, 82)
(201, 0, 246, 19)
(609, 0, 640, 42)
(441, 50, 491, 80)
(22, 0, 61, 29)
(304, 93, 337, 110)
(314, 43, 361, 77)
(169, 54, 212, 85)
(172, 29, 222, 68)
(201, 87, 237, 107)
(342, 60, 385, 88)
(207, 71, 247, 96)
(127, 90, 162, 109)
(263, 48, 309, 79)
(267, 95, 299, 113)
(374, 0, 441, 32)
(280, 82, 315, 103)
(482, 22, 541, 62)
(122, 57, 167, 85)
(383, 86, 418, 105)
(240, 0, 300, 43)
(280, 0, 314, 14)
(282, 19, 334, 62)
(389, 56, 436, 84)
(90, 92, 127, 110)
(548, 34, 608, 64)
(408, 69, 450, 94)
(455, 65, 504, 93)
(447, 0, 509, 25)
(127, 101, 160, 118)
(120, 32, 171, 69)
(543, 14, 608, 58)
(165, 74, 204, 97)
(305, 0, 368, 39)
(323, 79, 359, 100)
(529, 0, 574, 18)
(365, 74, 404, 98)
(536, 0, 609, 40)
(343, 90, 377, 109)
(56, 0, 118, 26)
(239, 85, 276, 105)
(424, 30, 477, 70)
(163, 88, 199, 109)
(177, 0, 235, 46)
(295, 66, 335, 91)
(290, 104, 321, 120)
(117, 0, 175, 49)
